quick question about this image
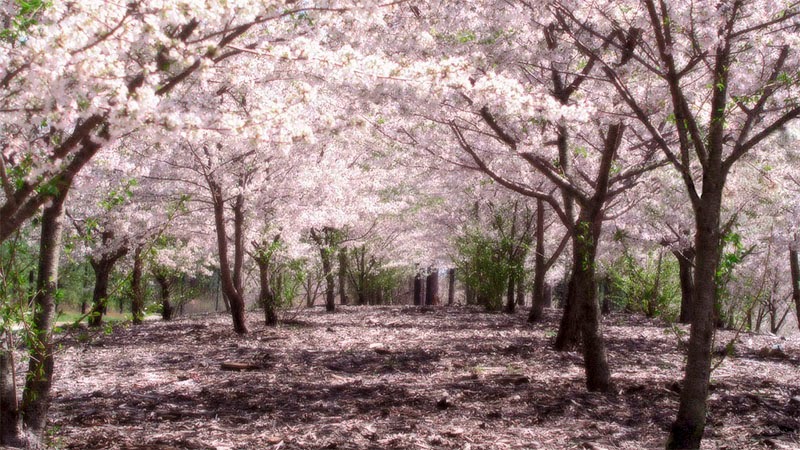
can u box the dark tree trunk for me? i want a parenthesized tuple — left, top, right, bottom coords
(516, 275, 525, 306)
(554, 277, 581, 350)
(221, 290, 231, 313)
(310, 228, 337, 313)
(668, 186, 724, 449)
(571, 215, 611, 392)
(528, 201, 570, 323)
(87, 260, 111, 327)
(230, 192, 248, 331)
(543, 283, 552, 308)
(209, 181, 247, 334)
(674, 247, 696, 324)
(338, 249, 349, 305)
(80, 264, 90, 314)
(600, 276, 611, 315)
(529, 200, 548, 323)
(425, 269, 439, 305)
(551, 118, 582, 348)
(306, 279, 316, 307)
(131, 246, 145, 324)
(413, 272, 422, 306)
(320, 247, 336, 313)
(552, 123, 622, 393)
(465, 282, 475, 305)
(88, 241, 128, 327)
(257, 260, 278, 327)
(253, 237, 281, 326)
(790, 248, 800, 332)
(505, 273, 516, 314)
(20, 191, 67, 443)
(0, 350, 20, 446)
(447, 268, 456, 305)
(155, 273, 174, 321)
(357, 289, 366, 305)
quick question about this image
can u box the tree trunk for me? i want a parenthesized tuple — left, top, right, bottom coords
(569, 213, 612, 392)
(20, 192, 67, 443)
(674, 247, 696, 324)
(131, 246, 145, 324)
(668, 189, 724, 449)
(0, 349, 20, 446)
(88, 259, 111, 327)
(230, 193, 248, 331)
(210, 181, 247, 334)
(600, 276, 611, 315)
(505, 273, 516, 314)
(155, 274, 174, 321)
(320, 247, 336, 313)
(529, 201, 548, 323)
(447, 268, 456, 305)
(87, 247, 127, 327)
(310, 228, 338, 313)
(516, 275, 525, 306)
(425, 268, 439, 306)
(553, 122, 622, 392)
(466, 284, 475, 305)
(554, 277, 581, 350)
(338, 249, 349, 305)
(413, 272, 422, 306)
(257, 259, 278, 327)
(790, 248, 800, 332)
(306, 281, 316, 307)
(646, 250, 664, 318)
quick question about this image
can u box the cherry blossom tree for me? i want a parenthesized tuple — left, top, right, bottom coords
(0, 1, 385, 443)
(364, 1, 665, 392)
(551, 0, 800, 446)
(1, 0, 314, 242)
(66, 174, 135, 327)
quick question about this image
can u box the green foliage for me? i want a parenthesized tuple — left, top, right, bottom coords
(605, 250, 680, 320)
(0, 0, 50, 41)
(454, 228, 518, 312)
(371, 266, 407, 304)
(345, 244, 409, 305)
(0, 230, 38, 334)
(432, 28, 514, 46)
(286, 10, 314, 27)
(575, 221, 594, 272)
(275, 258, 307, 308)
(456, 30, 476, 43)
(99, 178, 138, 211)
(255, 235, 307, 308)
(55, 261, 92, 309)
(453, 201, 532, 312)
(715, 232, 747, 282)
(8, 153, 33, 190)
(714, 230, 756, 329)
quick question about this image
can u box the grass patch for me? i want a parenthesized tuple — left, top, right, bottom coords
(55, 310, 131, 326)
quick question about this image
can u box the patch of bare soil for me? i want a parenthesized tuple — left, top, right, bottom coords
(45, 306, 800, 449)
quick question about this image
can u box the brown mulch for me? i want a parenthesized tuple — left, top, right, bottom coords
(42, 306, 799, 449)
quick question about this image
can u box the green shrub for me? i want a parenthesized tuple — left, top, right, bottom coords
(605, 250, 680, 321)
(454, 229, 518, 312)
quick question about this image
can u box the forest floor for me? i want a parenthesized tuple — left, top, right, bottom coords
(39, 305, 800, 449)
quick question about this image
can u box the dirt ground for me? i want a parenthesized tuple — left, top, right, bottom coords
(40, 306, 800, 449)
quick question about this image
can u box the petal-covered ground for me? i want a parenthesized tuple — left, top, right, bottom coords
(45, 306, 799, 449)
